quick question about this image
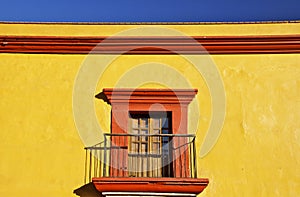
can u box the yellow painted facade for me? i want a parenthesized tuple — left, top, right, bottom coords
(0, 23, 300, 196)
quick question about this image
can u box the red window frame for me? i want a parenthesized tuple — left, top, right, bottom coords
(102, 88, 198, 177)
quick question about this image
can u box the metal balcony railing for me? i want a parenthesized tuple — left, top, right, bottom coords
(84, 133, 197, 183)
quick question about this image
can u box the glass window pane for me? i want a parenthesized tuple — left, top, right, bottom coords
(131, 142, 139, 152)
(131, 129, 139, 134)
(162, 134, 169, 143)
(140, 118, 148, 128)
(141, 143, 147, 153)
(162, 118, 168, 128)
(152, 136, 159, 142)
(152, 143, 160, 154)
(152, 129, 160, 134)
(140, 129, 148, 135)
(140, 129, 148, 141)
(131, 118, 138, 128)
(152, 129, 160, 141)
(162, 129, 169, 134)
(131, 129, 139, 141)
(152, 118, 160, 128)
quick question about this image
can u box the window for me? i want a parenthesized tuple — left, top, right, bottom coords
(99, 88, 198, 178)
(128, 112, 173, 177)
(83, 88, 209, 196)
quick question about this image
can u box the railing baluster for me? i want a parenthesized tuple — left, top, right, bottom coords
(168, 136, 170, 177)
(172, 136, 176, 178)
(84, 133, 197, 180)
(100, 145, 101, 177)
(94, 149, 96, 178)
(84, 149, 87, 184)
(188, 138, 194, 178)
(89, 150, 92, 182)
(103, 135, 107, 177)
(178, 136, 182, 178)
(193, 137, 197, 178)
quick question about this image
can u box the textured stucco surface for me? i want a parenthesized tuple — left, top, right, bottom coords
(0, 23, 299, 197)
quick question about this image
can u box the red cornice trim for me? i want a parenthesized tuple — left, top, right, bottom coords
(1, 35, 300, 54)
(92, 177, 209, 194)
(102, 88, 198, 105)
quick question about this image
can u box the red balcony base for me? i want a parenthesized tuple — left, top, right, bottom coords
(92, 177, 209, 195)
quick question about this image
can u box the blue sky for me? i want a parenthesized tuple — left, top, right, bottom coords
(1, 0, 300, 22)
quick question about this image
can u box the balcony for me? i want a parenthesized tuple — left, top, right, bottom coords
(81, 133, 209, 196)
(73, 88, 208, 196)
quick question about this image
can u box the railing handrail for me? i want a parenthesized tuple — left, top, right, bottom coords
(104, 133, 195, 137)
(85, 133, 196, 149)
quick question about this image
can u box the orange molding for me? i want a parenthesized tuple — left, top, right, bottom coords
(92, 177, 209, 194)
(102, 88, 198, 104)
(1, 35, 300, 54)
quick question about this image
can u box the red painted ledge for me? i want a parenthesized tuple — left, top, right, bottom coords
(92, 177, 209, 194)
(1, 35, 300, 54)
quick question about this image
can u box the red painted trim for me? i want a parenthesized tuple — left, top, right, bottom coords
(1, 35, 300, 54)
(100, 88, 198, 177)
(92, 177, 209, 194)
(103, 88, 198, 105)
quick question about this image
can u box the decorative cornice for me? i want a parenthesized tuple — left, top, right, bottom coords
(101, 88, 198, 105)
(1, 35, 300, 54)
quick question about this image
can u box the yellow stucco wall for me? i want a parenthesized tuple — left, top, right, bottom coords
(0, 22, 300, 197)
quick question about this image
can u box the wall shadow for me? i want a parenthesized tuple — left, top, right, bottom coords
(73, 183, 102, 197)
(95, 92, 109, 104)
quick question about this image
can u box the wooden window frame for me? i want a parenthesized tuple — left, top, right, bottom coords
(128, 112, 173, 178)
